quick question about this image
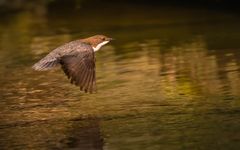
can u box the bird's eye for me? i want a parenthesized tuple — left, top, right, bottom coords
(102, 38, 105, 41)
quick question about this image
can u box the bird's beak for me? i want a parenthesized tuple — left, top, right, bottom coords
(107, 38, 114, 41)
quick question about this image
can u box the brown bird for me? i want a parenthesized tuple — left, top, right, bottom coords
(32, 35, 113, 93)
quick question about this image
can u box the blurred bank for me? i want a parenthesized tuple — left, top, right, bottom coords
(1, 0, 240, 14)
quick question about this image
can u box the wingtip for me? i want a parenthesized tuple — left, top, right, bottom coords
(32, 64, 46, 71)
(32, 64, 39, 71)
(79, 86, 96, 94)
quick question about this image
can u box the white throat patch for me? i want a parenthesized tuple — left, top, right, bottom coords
(93, 41, 109, 52)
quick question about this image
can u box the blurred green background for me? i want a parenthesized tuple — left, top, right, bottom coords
(1, 0, 240, 150)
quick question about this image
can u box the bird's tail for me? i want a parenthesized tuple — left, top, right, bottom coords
(32, 54, 59, 71)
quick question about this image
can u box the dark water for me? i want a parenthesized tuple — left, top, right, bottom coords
(1, 3, 240, 150)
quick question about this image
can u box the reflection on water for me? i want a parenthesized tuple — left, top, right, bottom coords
(1, 3, 240, 150)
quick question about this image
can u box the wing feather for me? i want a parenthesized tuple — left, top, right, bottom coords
(60, 49, 96, 93)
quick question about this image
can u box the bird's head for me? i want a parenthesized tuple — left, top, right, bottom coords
(81, 35, 113, 52)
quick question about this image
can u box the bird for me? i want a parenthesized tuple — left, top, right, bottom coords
(32, 35, 113, 93)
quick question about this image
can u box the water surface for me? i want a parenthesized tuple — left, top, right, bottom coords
(1, 3, 240, 150)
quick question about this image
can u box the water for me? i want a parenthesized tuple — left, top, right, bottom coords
(1, 3, 240, 150)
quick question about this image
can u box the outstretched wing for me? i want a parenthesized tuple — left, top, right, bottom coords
(32, 52, 60, 71)
(60, 48, 96, 93)
(32, 40, 86, 71)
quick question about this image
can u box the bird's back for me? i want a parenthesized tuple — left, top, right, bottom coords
(32, 40, 93, 71)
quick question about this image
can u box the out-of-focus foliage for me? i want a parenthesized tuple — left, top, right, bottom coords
(0, 0, 239, 13)
(1, 0, 240, 149)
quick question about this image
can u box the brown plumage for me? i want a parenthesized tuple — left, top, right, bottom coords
(32, 35, 113, 93)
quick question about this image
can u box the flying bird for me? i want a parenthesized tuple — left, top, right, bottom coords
(32, 35, 113, 93)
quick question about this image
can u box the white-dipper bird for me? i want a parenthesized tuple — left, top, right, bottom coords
(32, 35, 113, 93)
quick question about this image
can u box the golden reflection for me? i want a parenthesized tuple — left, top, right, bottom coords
(1, 4, 240, 149)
